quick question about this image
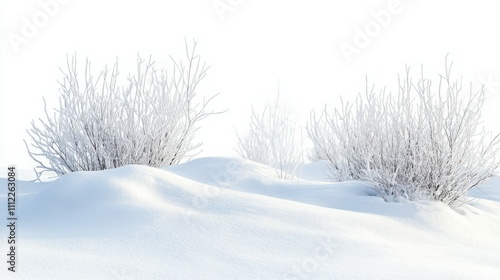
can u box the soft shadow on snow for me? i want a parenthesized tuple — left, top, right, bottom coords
(0, 157, 499, 279)
(469, 176, 500, 203)
(166, 157, 425, 218)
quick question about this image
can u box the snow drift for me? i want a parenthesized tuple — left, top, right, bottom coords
(1, 157, 499, 279)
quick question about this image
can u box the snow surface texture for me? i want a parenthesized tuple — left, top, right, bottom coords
(1, 157, 499, 279)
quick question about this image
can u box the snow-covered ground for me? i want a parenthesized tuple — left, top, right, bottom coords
(1, 157, 499, 279)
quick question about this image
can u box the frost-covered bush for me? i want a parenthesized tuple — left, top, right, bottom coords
(237, 94, 303, 179)
(307, 57, 500, 206)
(25, 40, 221, 178)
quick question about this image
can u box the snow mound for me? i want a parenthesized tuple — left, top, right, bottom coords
(1, 157, 499, 279)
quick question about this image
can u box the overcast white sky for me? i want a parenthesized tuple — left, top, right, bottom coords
(1, 0, 500, 174)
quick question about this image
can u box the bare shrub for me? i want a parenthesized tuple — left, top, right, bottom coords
(307, 56, 500, 206)
(237, 94, 303, 179)
(25, 40, 222, 178)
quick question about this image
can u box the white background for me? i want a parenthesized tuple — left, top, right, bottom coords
(1, 0, 499, 174)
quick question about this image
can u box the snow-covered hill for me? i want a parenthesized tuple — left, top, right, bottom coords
(1, 157, 499, 279)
